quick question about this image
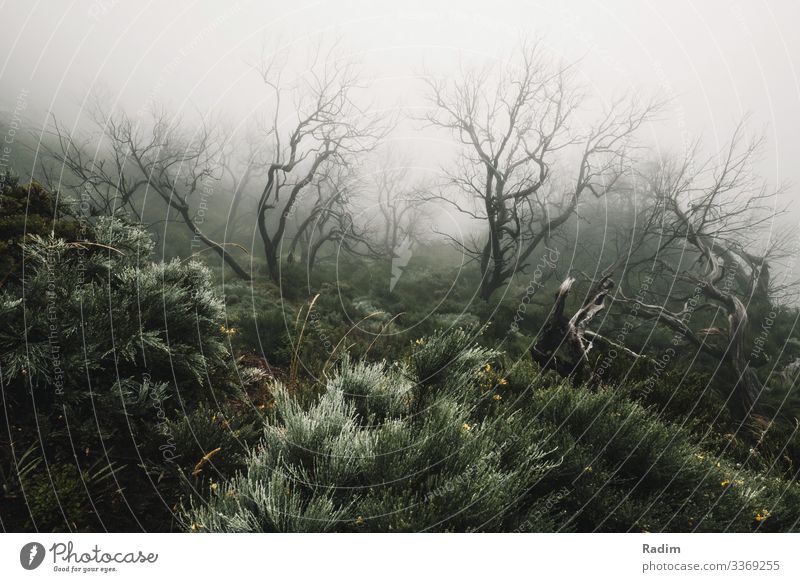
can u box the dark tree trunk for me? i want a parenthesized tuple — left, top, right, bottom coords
(531, 276, 614, 387)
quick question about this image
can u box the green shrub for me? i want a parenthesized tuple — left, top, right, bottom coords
(0, 215, 259, 531)
(0, 175, 83, 285)
(186, 332, 558, 532)
(187, 329, 800, 532)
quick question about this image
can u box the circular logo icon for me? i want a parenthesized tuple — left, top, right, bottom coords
(20, 542, 46, 570)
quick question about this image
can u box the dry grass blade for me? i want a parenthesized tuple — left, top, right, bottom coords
(322, 311, 385, 379)
(288, 294, 320, 394)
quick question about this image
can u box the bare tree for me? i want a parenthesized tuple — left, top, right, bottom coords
(44, 106, 252, 280)
(371, 156, 429, 270)
(252, 44, 387, 283)
(214, 131, 266, 244)
(587, 121, 791, 419)
(532, 274, 615, 386)
(41, 116, 146, 219)
(285, 162, 378, 272)
(425, 42, 662, 300)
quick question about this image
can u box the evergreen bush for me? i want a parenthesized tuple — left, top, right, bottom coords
(188, 330, 800, 532)
(0, 211, 260, 531)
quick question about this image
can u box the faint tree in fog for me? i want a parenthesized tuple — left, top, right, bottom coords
(373, 156, 429, 271)
(286, 162, 379, 272)
(45, 106, 252, 280)
(251, 43, 388, 283)
(612, 122, 792, 418)
(425, 42, 662, 300)
(215, 132, 266, 244)
(548, 120, 793, 419)
(42, 116, 145, 219)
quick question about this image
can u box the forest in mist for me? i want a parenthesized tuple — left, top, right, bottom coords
(2, 1, 800, 533)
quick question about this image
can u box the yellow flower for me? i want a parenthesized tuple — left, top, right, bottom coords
(355, 516, 365, 526)
(498, 377, 508, 385)
(190, 522, 203, 531)
(483, 363, 492, 372)
(755, 509, 771, 522)
(210, 482, 218, 492)
(415, 338, 425, 345)
(493, 394, 502, 401)
(695, 453, 705, 461)
(720, 479, 730, 487)
(462, 422, 472, 432)
(584, 466, 593, 473)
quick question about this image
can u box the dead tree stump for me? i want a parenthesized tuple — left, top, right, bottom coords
(531, 275, 614, 387)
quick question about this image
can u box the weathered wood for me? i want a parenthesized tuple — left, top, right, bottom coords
(531, 275, 614, 387)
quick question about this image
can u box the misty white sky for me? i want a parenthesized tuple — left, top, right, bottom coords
(1, 0, 798, 211)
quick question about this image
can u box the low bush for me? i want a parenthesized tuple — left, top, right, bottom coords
(187, 329, 800, 532)
(0, 214, 260, 531)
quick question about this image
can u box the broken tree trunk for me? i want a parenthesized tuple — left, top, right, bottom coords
(531, 276, 614, 387)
